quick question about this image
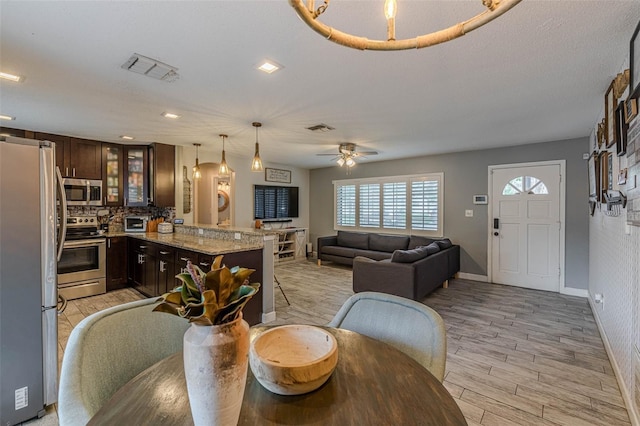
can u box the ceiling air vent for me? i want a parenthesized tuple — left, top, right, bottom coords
(306, 123, 335, 133)
(121, 53, 179, 82)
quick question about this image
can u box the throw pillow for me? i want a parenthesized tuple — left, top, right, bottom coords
(390, 246, 430, 263)
(408, 235, 435, 250)
(435, 238, 452, 249)
(424, 242, 441, 255)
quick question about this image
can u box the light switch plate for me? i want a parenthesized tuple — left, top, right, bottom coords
(465, 210, 473, 217)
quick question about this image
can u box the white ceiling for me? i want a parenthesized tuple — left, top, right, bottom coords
(1, 1, 639, 169)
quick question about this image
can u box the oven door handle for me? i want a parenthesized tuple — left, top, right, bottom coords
(63, 238, 106, 248)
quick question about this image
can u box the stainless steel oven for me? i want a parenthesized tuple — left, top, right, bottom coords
(57, 216, 106, 300)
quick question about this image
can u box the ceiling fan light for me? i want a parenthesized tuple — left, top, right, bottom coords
(337, 157, 346, 167)
(346, 157, 356, 167)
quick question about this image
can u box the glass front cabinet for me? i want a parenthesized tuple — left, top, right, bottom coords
(102, 143, 124, 206)
(124, 146, 149, 207)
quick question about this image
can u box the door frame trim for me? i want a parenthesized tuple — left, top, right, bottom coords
(487, 160, 566, 292)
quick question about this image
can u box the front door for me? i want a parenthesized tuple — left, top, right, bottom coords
(490, 163, 562, 292)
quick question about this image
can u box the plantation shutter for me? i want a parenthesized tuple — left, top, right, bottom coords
(411, 179, 439, 231)
(336, 184, 356, 227)
(382, 182, 406, 229)
(359, 183, 380, 228)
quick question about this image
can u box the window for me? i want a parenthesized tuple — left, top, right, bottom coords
(334, 173, 443, 236)
(502, 176, 548, 196)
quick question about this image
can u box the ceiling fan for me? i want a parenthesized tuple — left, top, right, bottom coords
(317, 143, 378, 167)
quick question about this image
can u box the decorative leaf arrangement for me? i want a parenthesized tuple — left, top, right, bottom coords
(153, 255, 260, 326)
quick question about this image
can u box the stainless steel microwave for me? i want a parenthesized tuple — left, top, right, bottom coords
(63, 178, 102, 206)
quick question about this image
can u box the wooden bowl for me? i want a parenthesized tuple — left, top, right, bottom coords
(249, 325, 338, 395)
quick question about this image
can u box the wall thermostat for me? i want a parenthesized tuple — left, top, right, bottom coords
(473, 195, 488, 205)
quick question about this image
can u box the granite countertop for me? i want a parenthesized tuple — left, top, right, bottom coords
(106, 231, 263, 255)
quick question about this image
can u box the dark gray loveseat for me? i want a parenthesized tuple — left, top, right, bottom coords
(317, 231, 460, 300)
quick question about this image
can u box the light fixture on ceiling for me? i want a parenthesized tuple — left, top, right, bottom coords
(289, 0, 521, 51)
(256, 59, 283, 74)
(120, 135, 135, 141)
(193, 143, 202, 179)
(218, 134, 230, 178)
(0, 114, 15, 121)
(0, 72, 23, 83)
(251, 122, 264, 172)
(337, 152, 356, 168)
(162, 112, 181, 119)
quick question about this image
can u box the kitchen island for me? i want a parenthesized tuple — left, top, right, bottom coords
(106, 224, 277, 325)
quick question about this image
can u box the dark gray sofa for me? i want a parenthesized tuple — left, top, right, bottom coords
(317, 231, 436, 266)
(317, 231, 460, 301)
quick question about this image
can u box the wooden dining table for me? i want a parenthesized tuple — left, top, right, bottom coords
(89, 326, 467, 425)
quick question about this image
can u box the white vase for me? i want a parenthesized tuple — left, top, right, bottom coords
(183, 314, 250, 426)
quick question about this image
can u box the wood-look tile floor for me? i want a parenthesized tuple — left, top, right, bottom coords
(26, 260, 630, 425)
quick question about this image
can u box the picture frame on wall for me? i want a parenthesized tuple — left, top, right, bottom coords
(615, 101, 628, 156)
(264, 167, 292, 184)
(624, 97, 638, 123)
(594, 152, 602, 202)
(631, 19, 640, 97)
(599, 151, 609, 203)
(605, 81, 617, 148)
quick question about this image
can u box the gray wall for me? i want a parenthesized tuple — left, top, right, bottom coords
(309, 137, 589, 290)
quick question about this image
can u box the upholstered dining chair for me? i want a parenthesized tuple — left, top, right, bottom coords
(328, 291, 447, 382)
(58, 298, 190, 425)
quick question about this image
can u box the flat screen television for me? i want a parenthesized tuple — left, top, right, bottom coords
(254, 185, 299, 220)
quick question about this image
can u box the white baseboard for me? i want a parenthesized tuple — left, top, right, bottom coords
(560, 287, 589, 298)
(588, 297, 640, 426)
(457, 272, 488, 282)
(261, 311, 276, 324)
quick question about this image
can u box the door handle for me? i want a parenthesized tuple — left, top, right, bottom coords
(493, 231, 499, 236)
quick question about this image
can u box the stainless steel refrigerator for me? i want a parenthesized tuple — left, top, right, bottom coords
(1, 136, 64, 425)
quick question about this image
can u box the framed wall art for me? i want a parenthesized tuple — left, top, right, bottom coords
(265, 167, 292, 183)
(616, 101, 628, 156)
(631, 19, 640, 97)
(625, 97, 638, 124)
(599, 151, 610, 202)
(605, 80, 617, 148)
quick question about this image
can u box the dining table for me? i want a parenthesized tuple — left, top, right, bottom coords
(89, 326, 467, 425)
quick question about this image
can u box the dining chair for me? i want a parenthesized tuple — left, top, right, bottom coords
(328, 291, 447, 382)
(58, 298, 190, 425)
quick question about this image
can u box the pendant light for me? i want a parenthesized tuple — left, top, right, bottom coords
(218, 134, 230, 178)
(251, 122, 264, 172)
(192, 143, 202, 179)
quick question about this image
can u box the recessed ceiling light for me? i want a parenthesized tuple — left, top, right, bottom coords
(162, 112, 181, 119)
(120, 135, 135, 140)
(256, 59, 283, 74)
(0, 72, 23, 83)
(0, 114, 15, 121)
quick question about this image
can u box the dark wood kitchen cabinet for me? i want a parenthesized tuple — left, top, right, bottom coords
(150, 143, 175, 208)
(106, 236, 128, 291)
(36, 132, 102, 179)
(102, 143, 124, 206)
(0, 126, 35, 139)
(128, 239, 158, 297)
(156, 245, 176, 295)
(124, 143, 175, 207)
